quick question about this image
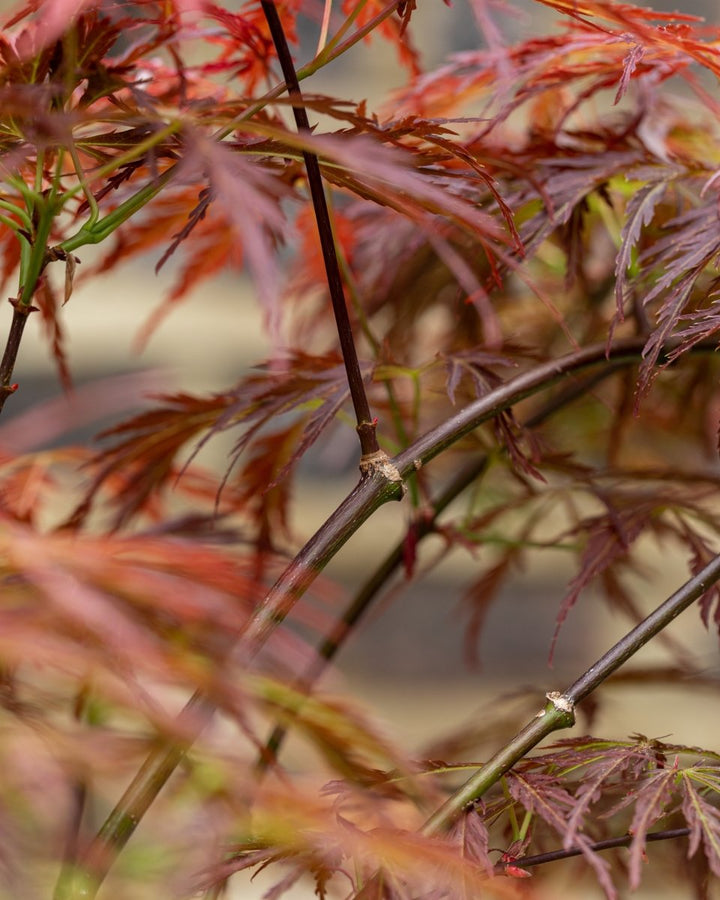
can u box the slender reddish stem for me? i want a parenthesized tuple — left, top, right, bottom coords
(260, 0, 379, 458)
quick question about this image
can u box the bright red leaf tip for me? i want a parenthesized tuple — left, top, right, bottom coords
(504, 864, 532, 878)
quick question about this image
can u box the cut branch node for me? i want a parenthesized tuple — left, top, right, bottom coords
(358, 449, 404, 491)
(8, 297, 38, 316)
(543, 691, 575, 725)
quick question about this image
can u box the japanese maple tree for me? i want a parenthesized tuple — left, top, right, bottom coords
(0, 0, 719, 897)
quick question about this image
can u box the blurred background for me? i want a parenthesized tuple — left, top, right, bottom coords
(0, 0, 719, 896)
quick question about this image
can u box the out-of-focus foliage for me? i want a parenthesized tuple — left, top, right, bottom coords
(0, 0, 720, 896)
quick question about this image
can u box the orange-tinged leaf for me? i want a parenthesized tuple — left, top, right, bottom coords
(340, 0, 421, 75)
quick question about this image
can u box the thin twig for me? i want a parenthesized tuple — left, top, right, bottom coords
(261, 0, 380, 459)
(494, 827, 691, 872)
(0, 302, 36, 413)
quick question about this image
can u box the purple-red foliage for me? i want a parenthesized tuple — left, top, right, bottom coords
(0, 0, 720, 896)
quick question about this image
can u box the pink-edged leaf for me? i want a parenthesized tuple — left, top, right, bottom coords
(626, 768, 678, 888)
(214, 353, 357, 498)
(677, 526, 720, 637)
(77, 351, 357, 527)
(175, 130, 294, 340)
(615, 41, 645, 103)
(635, 203, 720, 396)
(461, 555, 515, 668)
(8, 0, 101, 50)
(233, 421, 306, 547)
(563, 745, 657, 845)
(507, 772, 616, 898)
(261, 865, 305, 900)
(492, 414, 546, 482)
(304, 131, 509, 243)
(340, 0, 421, 77)
(201, 0, 295, 94)
(439, 348, 517, 406)
(665, 295, 720, 364)
(0, 448, 74, 525)
(614, 179, 670, 320)
(71, 390, 234, 528)
(0, 516, 268, 731)
(552, 498, 656, 659)
(681, 772, 720, 878)
(637, 273, 696, 397)
(448, 809, 493, 875)
(510, 149, 645, 257)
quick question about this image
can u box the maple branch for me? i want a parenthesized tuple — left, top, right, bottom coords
(240, 341, 667, 670)
(258, 457, 490, 770)
(60, 336, 711, 898)
(259, 365, 627, 769)
(421, 551, 720, 834)
(495, 827, 691, 873)
(260, 0, 380, 460)
(0, 300, 37, 413)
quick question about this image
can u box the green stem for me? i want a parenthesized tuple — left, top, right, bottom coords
(421, 551, 720, 834)
(0, 199, 32, 232)
(59, 170, 174, 253)
(34, 147, 45, 195)
(55, 120, 181, 255)
(0, 214, 27, 241)
(421, 699, 578, 835)
(0, 134, 180, 415)
(19, 202, 55, 303)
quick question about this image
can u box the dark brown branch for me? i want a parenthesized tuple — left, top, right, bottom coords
(0, 300, 37, 414)
(495, 827, 691, 873)
(258, 363, 628, 769)
(260, 0, 379, 459)
(245, 340, 666, 665)
(257, 457, 491, 771)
